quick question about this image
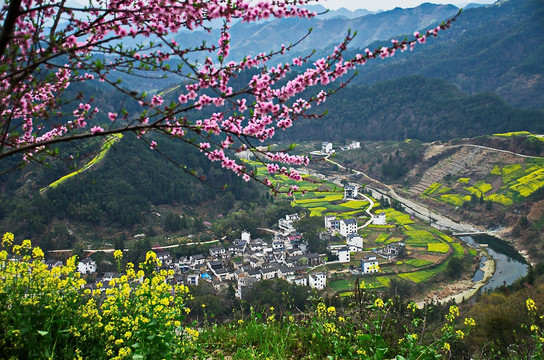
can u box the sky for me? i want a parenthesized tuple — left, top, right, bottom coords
(321, 0, 497, 11)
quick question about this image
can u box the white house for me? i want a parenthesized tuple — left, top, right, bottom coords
(241, 230, 251, 242)
(77, 258, 97, 274)
(309, 273, 327, 290)
(156, 251, 172, 267)
(209, 246, 226, 258)
(322, 142, 333, 154)
(335, 247, 350, 263)
(361, 256, 379, 274)
(278, 213, 299, 234)
(346, 233, 364, 252)
(339, 218, 357, 237)
(373, 212, 387, 225)
(324, 215, 340, 230)
(186, 273, 199, 286)
(190, 254, 206, 267)
(344, 184, 358, 200)
(348, 141, 361, 149)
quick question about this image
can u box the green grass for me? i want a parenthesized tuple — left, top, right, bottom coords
(397, 267, 442, 283)
(452, 243, 465, 258)
(329, 279, 353, 292)
(405, 259, 433, 267)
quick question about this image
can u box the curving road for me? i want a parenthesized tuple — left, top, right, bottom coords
(323, 157, 480, 233)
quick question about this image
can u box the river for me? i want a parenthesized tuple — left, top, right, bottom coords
(366, 186, 528, 290)
(461, 235, 528, 291)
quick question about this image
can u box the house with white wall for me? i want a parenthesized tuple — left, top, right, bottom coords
(309, 273, 327, 290)
(322, 142, 333, 154)
(346, 233, 363, 252)
(373, 212, 387, 225)
(344, 184, 358, 200)
(77, 258, 97, 274)
(361, 256, 379, 274)
(324, 215, 340, 230)
(339, 218, 357, 237)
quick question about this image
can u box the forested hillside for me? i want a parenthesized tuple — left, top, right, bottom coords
(279, 76, 544, 142)
(348, 0, 544, 109)
(0, 134, 264, 247)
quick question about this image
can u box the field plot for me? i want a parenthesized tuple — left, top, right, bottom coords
(509, 168, 544, 198)
(374, 233, 390, 243)
(397, 266, 443, 283)
(41, 134, 123, 192)
(405, 258, 433, 267)
(422, 183, 443, 197)
(452, 243, 465, 258)
(427, 243, 450, 253)
(381, 208, 414, 225)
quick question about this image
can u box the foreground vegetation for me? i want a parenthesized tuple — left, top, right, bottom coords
(3, 232, 544, 359)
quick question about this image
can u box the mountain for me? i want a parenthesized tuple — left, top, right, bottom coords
(278, 76, 544, 142)
(174, 3, 459, 62)
(347, 0, 544, 109)
(302, 5, 374, 19)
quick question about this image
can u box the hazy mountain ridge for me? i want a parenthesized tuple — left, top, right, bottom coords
(173, 3, 459, 62)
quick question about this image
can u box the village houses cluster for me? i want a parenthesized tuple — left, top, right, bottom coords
(50, 184, 404, 298)
(63, 213, 328, 299)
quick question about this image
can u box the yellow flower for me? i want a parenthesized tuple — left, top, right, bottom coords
(357, 349, 366, 355)
(374, 298, 384, 308)
(443, 342, 451, 352)
(531, 325, 539, 333)
(445, 305, 459, 322)
(185, 327, 199, 341)
(238, 319, 244, 325)
(464, 317, 476, 327)
(456, 330, 465, 339)
(323, 322, 337, 333)
(2, 232, 14, 247)
(114, 249, 123, 261)
(32, 247, 44, 260)
(327, 306, 336, 314)
(527, 298, 537, 312)
(270, 306, 275, 311)
(289, 315, 294, 322)
(338, 316, 345, 322)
